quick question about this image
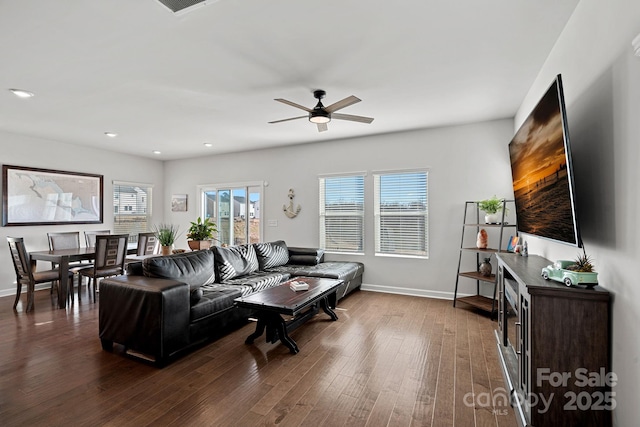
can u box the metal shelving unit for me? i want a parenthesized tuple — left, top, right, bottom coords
(453, 199, 516, 316)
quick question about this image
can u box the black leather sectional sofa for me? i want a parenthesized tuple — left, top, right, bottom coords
(98, 240, 364, 365)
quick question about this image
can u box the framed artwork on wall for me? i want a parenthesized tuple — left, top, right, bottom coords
(171, 194, 188, 212)
(2, 164, 103, 226)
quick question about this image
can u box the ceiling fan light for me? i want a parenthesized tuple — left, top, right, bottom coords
(309, 113, 330, 124)
(9, 88, 35, 98)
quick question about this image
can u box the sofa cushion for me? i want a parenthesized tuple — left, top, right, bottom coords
(213, 244, 259, 282)
(266, 261, 364, 282)
(253, 240, 289, 269)
(142, 250, 216, 291)
(190, 284, 243, 322)
(287, 246, 325, 265)
(213, 271, 290, 296)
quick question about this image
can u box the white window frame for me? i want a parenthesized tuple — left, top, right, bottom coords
(196, 181, 264, 245)
(319, 172, 366, 255)
(373, 169, 429, 259)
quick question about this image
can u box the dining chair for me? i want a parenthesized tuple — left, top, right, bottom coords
(47, 231, 93, 301)
(7, 237, 74, 312)
(84, 230, 110, 248)
(77, 234, 129, 302)
(135, 232, 159, 256)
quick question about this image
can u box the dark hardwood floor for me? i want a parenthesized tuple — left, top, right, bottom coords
(1, 286, 516, 426)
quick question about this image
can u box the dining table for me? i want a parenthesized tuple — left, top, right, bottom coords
(29, 244, 137, 309)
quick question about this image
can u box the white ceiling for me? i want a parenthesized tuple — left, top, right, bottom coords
(0, 0, 579, 160)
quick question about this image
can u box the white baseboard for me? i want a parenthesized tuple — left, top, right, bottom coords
(0, 282, 55, 299)
(360, 283, 471, 300)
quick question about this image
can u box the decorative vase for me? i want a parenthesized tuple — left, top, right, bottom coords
(478, 258, 493, 277)
(484, 213, 500, 224)
(479, 257, 492, 277)
(188, 240, 212, 251)
(161, 245, 173, 256)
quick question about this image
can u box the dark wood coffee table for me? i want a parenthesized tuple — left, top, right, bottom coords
(235, 277, 342, 354)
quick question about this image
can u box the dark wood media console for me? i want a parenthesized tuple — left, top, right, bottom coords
(495, 253, 612, 427)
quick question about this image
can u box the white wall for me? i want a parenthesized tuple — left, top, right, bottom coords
(515, 1, 640, 425)
(164, 119, 515, 298)
(0, 131, 165, 297)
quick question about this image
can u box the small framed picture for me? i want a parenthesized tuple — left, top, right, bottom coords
(171, 194, 188, 212)
(507, 236, 519, 252)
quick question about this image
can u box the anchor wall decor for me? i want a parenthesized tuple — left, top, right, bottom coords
(283, 188, 301, 218)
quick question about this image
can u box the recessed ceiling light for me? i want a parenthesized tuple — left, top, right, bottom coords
(153, 150, 162, 155)
(104, 132, 118, 138)
(9, 89, 35, 98)
(203, 142, 212, 147)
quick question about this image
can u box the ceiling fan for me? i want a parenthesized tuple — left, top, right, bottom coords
(268, 90, 374, 132)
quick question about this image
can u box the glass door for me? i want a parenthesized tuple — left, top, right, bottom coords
(201, 183, 262, 246)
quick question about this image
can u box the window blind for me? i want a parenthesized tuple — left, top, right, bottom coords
(374, 171, 428, 257)
(319, 175, 365, 253)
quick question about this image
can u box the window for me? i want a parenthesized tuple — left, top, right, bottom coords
(374, 170, 428, 258)
(198, 182, 263, 246)
(113, 181, 153, 243)
(319, 174, 365, 254)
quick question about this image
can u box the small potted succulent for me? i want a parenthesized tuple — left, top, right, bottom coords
(478, 196, 507, 224)
(541, 248, 598, 287)
(186, 216, 217, 251)
(152, 223, 181, 256)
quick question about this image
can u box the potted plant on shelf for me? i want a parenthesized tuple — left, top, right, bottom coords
(186, 216, 217, 251)
(478, 196, 507, 224)
(152, 223, 181, 256)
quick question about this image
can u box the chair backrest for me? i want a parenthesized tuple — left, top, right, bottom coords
(136, 232, 158, 256)
(94, 234, 129, 273)
(48, 232, 81, 251)
(84, 230, 110, 248)
(6, 237, 32, 284)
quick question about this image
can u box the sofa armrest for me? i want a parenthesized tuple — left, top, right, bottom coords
(99, 275, 191, 362)
(287, 246, 325, 265)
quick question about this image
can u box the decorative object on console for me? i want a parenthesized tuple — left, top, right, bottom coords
(476, 229, 488, 249)
(479, 257, 492, 277)
(541, 248, 598, 287)
(152, 223, 181, 255)
(478, 195, 506, 224)
(541, 260, 599, 287)
(186, 216, 217, 251)
(283, 188, 302, 218)
(506, 235, 519, 252)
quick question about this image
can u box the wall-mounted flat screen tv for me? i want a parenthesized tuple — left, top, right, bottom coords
(508, 74, 582, 247)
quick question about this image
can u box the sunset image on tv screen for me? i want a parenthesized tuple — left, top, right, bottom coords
(508, 78, 578, 245)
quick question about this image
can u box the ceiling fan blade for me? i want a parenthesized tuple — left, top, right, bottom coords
(317, 123, 328, 132)
(331, 113, 374, 124)
(268, 115, 308, 124)
(324, 95, 361, 113)
(274, 98, 312, 112)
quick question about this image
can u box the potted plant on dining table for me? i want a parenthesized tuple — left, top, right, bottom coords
(186, 216, 218, 251)
(152, 223, 181, 256)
